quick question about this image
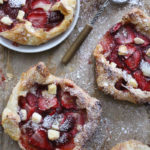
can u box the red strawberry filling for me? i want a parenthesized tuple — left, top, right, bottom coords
(18, 84, 87, 150)
(100, 23, 150, 91)
(0, 0, 64, 32)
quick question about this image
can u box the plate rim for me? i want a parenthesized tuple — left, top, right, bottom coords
(0, 0, 80, 53)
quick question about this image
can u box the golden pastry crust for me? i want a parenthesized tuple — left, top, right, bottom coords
(0, 0, 76, 45)
(94, 8, 150, 104)
(2, 62, 102, 150)
(111, 140, 150, 150)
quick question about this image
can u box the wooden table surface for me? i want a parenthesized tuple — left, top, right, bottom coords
(1, 0, 150, 149)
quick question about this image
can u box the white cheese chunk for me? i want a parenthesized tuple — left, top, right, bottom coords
(0, 0, 3, 4)
(118, 45, 128, 56)
(32, 112, 42, 124)
(48, 84, 57, 95)
(17, 10, 25, 21)
(0, 16, 13, 26)
(20, 109, 27, 121)
(48, 129, 60, 141)
(110, 62, 117, 68)
(134, 37, 144, 45)
(146, 48, 150, 57)
(128, 78, 138, 88)
(140, 60, 150, 77)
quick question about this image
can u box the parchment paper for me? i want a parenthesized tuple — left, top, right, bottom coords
(1, 0, 150, 149)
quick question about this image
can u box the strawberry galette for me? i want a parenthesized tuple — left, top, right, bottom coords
(2, 62, 101, 150)
(0, 0, 76, 45)
(111, 140, 150, 150)
(94, 8, 150, 103)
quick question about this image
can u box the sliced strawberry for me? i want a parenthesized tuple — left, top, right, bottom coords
(133, 70, 150, 91)
(29, 129, 53, 150)
(125, 50, 141, 71)
(59, 115, 74, 132)
(59, 139, 75, 150)
(61, 92, 76, 109)
(109, 49, 125, 69)
(31, 0, 50, 10)
(27, 9, 47, 28)
(38, 97, 58, 111)
(110, 22, 122, 34)
(114, 25, 135, 44)
(55, 133, 72, 147)
(48, 11, 64, 23)
(26, 93, 38, 107)
(24, 103, 36, 120)
(100, 32, 116, 54)
(123, 44, 137, 59)
(19, 96, 27, 108)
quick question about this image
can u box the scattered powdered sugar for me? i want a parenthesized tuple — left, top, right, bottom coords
(9, 0, 26, 8)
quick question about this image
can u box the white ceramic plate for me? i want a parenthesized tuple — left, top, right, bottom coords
(0, 0, 80, 53)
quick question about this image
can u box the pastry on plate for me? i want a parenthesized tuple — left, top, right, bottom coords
(2, 62, 101, 150)
(111, 140, 150, 150)
(0, 0, 76, 45)
(94, 8, 150, 103)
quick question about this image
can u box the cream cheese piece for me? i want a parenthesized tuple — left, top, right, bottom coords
(140, 60, 150, 77)
(134, 37, 145, 44)
(146, 48, 150, 57)
(17, 10, 25, 21)
(20, 109, 27, 121)
(32, 112, 42, 123)
(48, 84, 57, 95)
(128, 78, 138, 88)
(110, 62, 117, 68)
(118, 45, 128, 56)
(0, 0, 3, 4)
(48, 129, 60, 141)
(0, 16, 13, 26)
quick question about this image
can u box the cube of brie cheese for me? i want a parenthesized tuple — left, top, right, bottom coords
(134, 37, 144, 45)
(48, 129, 60, 141)
(0, 16, 13, 26)
(118, 45, 128, 56)
(48, 84, 57, 95)
(0, 0, 3, 4)
(32, 112, 42, 124)
(146, 48, 150, 57)
(128, 78, 138, 88)
(20, 109, 27, 121)
(17, 10, 25, 21)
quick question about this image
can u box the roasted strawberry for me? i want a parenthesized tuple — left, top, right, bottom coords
(114, 25, 135, 44)
(42, 115, 55, 129)
(29, 129, 53, 150)
(27, 9, 47, 28)
(31, 0, 50, 10)
(60, 115, 74, 132)
(55, 133, 72, 146)
(59, 139, 75, 150)
(125, 50, 141, 71)
(26, 93, 38, 107)
(38, 97, 58, 111)
(115, 78, 127, 91)
(61, 92, 76, 109)
(133, 70, 150, 91)
(24, 103, 36, 120)
(19, 96, 27, 108)
(110, 22, 122, 34)
(48, 11, 64, 23)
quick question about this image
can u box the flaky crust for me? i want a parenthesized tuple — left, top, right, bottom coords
(111, 140, 150, 150)
(2, 62, 101, 150)
(0, 0, 76, 45)
(94, 8, 150, 104)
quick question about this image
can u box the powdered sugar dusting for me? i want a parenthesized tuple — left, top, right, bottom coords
(9, 0, 26, 8)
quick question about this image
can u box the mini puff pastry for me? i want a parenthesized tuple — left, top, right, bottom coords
(94, 8, 150, 103)
(111, 140, 150, 150)
(2, 62, 101, 150)
(0, 0, 76, 45)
